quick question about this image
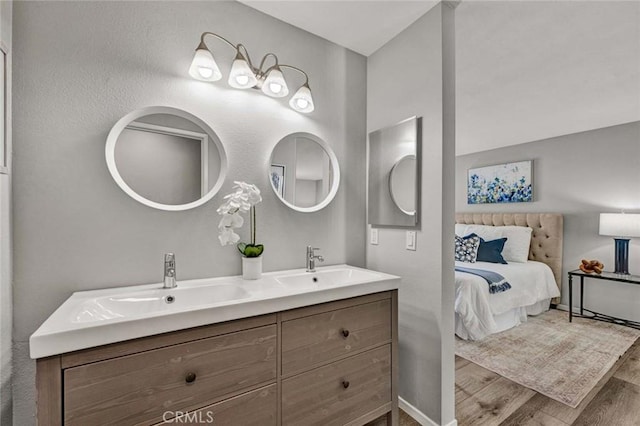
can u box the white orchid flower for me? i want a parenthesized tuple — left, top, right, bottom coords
(217, 182, 263, 252)
(218, 227, 240, 246)
(247, 190, 262, 205)
(216, 203, 231, 215)
(232, 181, 250, 190)
(218, 212, 244, 230)
(232, 181, 262, 205)
(217, 196, 245, 215)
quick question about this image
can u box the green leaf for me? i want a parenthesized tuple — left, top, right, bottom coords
(236, 242, 247, 256)
(242, 244, 264, 257)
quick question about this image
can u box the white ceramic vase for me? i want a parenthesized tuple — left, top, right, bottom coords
(242, 256, 262, 280)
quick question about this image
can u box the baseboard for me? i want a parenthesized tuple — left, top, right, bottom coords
(556, 303, 580, 314)
(398, 397, 458, 426)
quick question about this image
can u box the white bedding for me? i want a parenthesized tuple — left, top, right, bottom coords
(455, 260, 560, 340)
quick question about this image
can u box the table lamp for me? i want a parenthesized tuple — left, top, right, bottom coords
(599, 213, 640, 274)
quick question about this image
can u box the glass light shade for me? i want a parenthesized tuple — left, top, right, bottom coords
(188, 48, 222, 82)
(289, 83, 315, 113)
(228, 53, 257, 89)
(261, 67, 289, 98)
(599, 213, 640, 237)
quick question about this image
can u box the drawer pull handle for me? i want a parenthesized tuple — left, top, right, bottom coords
(341, 329, 350, 338)
(185, 372, 197, 384)
(342, 380, 350, 389)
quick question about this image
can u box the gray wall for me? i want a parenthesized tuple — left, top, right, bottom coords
(366, 4, 456, 424)
(0, 0, 11, 424)
(12, 1, 366, 423)
(456, 121, 640, 322)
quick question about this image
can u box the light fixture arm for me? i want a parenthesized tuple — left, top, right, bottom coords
(197, 32, 305, 83)
(198, 33, 262, 79)
(279, 64, 310, 85)
(258, 53, 280, 74)
(235, 43, 258, 71)
(199, 31, 237, 51)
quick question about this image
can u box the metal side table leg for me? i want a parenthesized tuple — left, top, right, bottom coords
(569, 273, 573, 322)
(580, 276, 584, 316)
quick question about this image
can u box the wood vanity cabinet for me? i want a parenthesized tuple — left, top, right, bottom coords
(36, 290, 398, 426)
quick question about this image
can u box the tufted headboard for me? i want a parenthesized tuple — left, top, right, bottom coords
(455, 213, 563, 302)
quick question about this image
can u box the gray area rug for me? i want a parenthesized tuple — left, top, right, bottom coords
(455, 309, 640, 408)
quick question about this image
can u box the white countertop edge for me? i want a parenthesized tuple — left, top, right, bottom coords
(29, 265, 399, 359)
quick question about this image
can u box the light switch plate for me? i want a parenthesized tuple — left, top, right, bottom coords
(371, 228, 379, 245)
(406, 231, 417, 251)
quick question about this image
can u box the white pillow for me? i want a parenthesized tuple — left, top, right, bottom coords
(499, 226, 533, 263)
(461, 224, 503, 241)
(455, 224, 533, 263)
(454, 224, 467, 237)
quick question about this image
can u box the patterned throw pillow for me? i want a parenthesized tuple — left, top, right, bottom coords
(455, 235, 480, 263)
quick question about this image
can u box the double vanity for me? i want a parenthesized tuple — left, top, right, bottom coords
(32, 265, 400, 425)
(29, 98, 414, 425)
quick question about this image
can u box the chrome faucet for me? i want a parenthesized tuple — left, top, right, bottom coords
(306, 246, 324, 272)
(163, 253, 176, 289)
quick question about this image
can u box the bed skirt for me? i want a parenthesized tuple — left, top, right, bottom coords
(455, 298, 552, 341)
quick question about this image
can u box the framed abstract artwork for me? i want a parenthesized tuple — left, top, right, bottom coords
(467, 160, 533, 204)
(270, 164, 285, 198)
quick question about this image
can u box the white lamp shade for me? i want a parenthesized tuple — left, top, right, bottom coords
(261, 67, 289, 98)
(289, 84, 315, 113)
(599, 213, 640, 237)
(188, 48, 222, 82)
(228, 54, 257, 89)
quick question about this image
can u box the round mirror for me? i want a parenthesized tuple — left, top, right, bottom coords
(269, 132, 340, 213)
(106, 106, 227, 211)
(389, 155, 416, 216)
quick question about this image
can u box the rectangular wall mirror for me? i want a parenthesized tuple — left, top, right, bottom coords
(368, 116, 421, 227)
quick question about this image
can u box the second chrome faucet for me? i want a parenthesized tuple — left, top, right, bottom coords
(306, 246, 324, 272)
(163, 253, 176, 289)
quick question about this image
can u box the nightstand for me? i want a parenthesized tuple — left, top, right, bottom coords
(568, 269, 640, 329)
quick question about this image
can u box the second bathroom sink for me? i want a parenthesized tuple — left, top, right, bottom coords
(274, 267, 386, 289)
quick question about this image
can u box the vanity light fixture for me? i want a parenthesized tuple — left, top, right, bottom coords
(188, 32, 314, 113)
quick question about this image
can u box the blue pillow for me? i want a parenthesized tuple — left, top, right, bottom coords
(465, 233, 508, 264)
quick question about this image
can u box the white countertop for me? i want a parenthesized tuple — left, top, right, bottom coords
(30, 264, 400, 359)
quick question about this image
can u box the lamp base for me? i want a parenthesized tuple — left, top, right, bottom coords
(613, 238, 630, 274)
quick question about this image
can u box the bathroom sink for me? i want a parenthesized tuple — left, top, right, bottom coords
(274, 267, 385, 288)
(73, 284, 250, 323)
(30, 264, 400, 359)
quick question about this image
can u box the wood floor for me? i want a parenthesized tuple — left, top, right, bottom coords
(366, 410, 422, 426)
(454, 339, 640, 426)
(371, 339, 640, 426)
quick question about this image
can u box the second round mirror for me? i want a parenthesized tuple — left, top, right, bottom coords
(269, 132, 340, 213)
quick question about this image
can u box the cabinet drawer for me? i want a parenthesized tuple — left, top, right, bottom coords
(282, 345, 391, 425)
(282, 299, 391, 375)
(155, 384, 277, 426)
(64, 325, 276, 426)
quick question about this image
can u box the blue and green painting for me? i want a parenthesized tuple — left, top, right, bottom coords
(467, 161, 532, 204)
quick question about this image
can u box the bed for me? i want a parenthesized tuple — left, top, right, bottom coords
(455, 213, 563, 340)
